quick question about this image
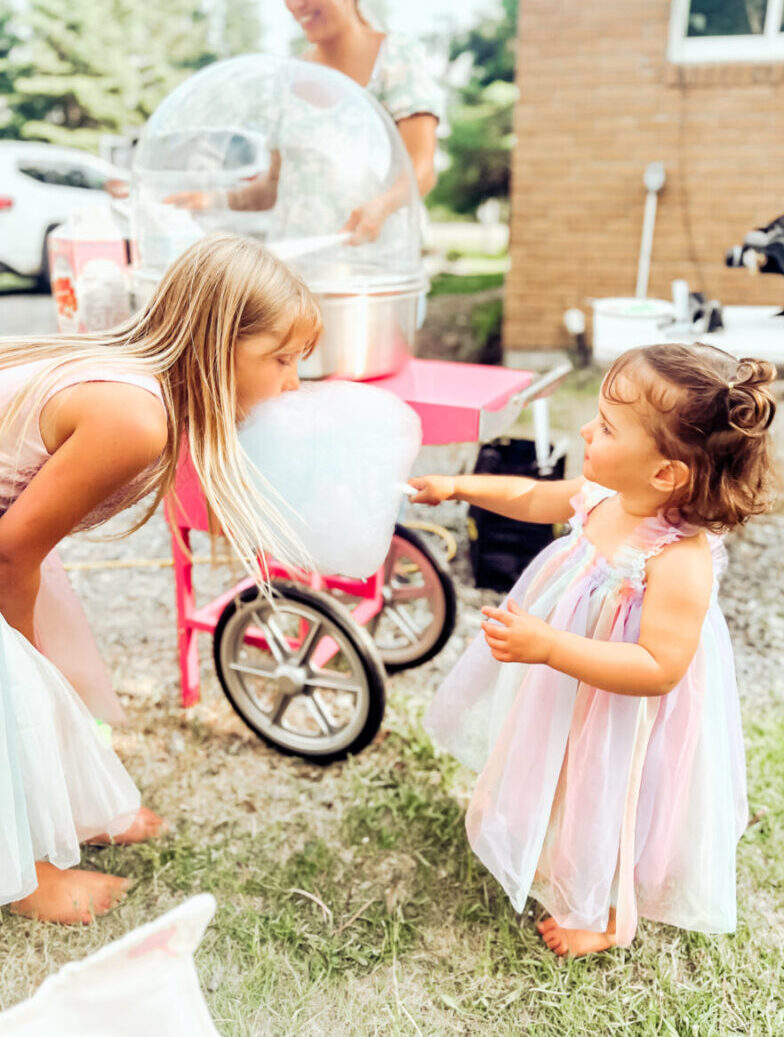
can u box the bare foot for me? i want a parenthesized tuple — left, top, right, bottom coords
(536, 916, 617, 957)
(10, 863, 131, 924)
(88, 806, 169, 846)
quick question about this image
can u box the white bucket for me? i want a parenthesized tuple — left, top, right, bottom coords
(592, 297, 674, 366)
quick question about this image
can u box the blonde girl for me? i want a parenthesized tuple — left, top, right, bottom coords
(0, 233, 321, 923)
(412, 343, 776, 957)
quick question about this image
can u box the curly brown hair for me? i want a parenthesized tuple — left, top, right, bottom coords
(603, 343, 778, 531)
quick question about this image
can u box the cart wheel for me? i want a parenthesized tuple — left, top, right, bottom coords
(213, 581, 385, 764)
(371, 524, 458, 674)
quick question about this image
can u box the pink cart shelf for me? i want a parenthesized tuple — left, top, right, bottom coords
(367, 358, 536, 445)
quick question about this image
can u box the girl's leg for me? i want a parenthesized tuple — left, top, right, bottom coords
(536, 908, 618, 957)
(88, 806, 168, 846)
(10, 863, 131, 925)
(35, 555, 169, 846)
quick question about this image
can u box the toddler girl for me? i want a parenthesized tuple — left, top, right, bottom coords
(0, 233, 321, 923)
(411, 343, 776, 956)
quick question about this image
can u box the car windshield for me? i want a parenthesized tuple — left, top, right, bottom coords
(17, 162, 108, 190)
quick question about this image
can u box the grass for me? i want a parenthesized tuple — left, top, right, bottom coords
(0, 345, 780, 1034)
(428, 272, 506, 297)
(1, 687, 781, 1036)
(0, 271, 36, 293)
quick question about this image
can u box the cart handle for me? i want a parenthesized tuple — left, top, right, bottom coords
(510, 362, 572, 408)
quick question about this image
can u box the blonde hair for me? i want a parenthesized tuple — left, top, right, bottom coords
(0, 232, 322, 580)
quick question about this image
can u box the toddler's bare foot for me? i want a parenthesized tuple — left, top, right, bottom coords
(10, 863, 131, 924)
(536, 916, 617, 957)
(88, 806, 168, 845)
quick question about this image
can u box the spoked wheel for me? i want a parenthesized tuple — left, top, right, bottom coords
(370, 524, 457, 674)
(213, 581, 386, 763)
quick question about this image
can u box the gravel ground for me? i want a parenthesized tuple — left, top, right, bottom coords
(57, 393, 784, 749)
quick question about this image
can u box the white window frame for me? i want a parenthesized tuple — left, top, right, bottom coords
(668, 0, 784, 63)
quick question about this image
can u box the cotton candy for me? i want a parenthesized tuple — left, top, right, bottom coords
(0, 896, 219, 1036)
(238, 381, 421, 577)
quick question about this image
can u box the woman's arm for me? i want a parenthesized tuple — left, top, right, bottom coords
(396, 113, 438, 198)
(481, 533, 714, 697)
(0, 383, 167, 642)
(165, 152, 281, 212)
(343, 113, 438, 244)
(410, 474, 585, 526)
(226, 151, 281, 211)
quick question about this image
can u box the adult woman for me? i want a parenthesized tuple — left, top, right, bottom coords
(285, 0, 442, 240)
(169, 0, 443, 244)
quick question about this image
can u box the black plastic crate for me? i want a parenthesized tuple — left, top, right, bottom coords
(468, 438, 566, 593)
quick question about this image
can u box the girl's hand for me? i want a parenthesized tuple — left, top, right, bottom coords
(0, 561, 40, 643)
(481, 600, 554, 664)
(408, 475, 456, 506)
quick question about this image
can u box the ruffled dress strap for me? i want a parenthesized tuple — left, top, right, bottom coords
(629, 513, 693, 561)
(568, 480, 615, 531)
(613, 510, 726, 592)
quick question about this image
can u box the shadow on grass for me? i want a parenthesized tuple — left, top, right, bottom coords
(1, 707, 781, 1034)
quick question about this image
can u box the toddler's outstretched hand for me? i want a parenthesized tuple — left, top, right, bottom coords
(408, 476, 456, 506)
(481, 600, 553, 664)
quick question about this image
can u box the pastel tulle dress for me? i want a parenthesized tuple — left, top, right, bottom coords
(425, 481, 747, 946)
(0, 358, 164, 906)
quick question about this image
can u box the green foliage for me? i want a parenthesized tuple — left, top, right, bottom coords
(0, 0, 222, 151)
(429, 271, 506, 297)
(470, 297, 504, 351)
(0, 8, 23, 137)
(220, 0, 263, 59)
(428, 0, 518, 216)
(450, 0, 518, 91)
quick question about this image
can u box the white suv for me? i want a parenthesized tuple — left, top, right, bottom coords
(0, 141, 125, 284)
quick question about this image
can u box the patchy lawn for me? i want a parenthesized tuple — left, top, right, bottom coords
(1, 685, 781, 1036)
(0, 374, 781, 1035)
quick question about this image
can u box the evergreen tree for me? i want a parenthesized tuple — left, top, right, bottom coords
(0, 9, 19, 137)
(2, 0, 217, 150)
(221, 0, 263, 57)
(454, 0, 516, 93)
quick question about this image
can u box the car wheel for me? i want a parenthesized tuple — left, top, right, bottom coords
(37, 224, 59, 291)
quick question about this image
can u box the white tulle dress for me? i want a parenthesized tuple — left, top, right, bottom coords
(426, 481, 747, 946)
(0, 359, 162, 905)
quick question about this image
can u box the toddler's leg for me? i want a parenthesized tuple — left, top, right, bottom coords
(10, 863, 131, 925)
(536, 908, 618, 957)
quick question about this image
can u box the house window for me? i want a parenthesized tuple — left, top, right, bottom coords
(668, 0, 784, 62)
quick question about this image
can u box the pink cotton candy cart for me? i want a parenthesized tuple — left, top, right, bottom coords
(165, 358, 570, 763)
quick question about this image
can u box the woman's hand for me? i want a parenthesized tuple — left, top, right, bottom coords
(163, 190, 220, 210)
(342, 194, 394, 245)
(408, 475, 456, 506)
(103, 178, 129, 199)
(481, 600, 554, 664)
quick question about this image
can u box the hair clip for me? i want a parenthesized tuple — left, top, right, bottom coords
(726, 381, 735, 390)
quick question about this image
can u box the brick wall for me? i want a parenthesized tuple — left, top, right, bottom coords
(504, 1, 784, 351)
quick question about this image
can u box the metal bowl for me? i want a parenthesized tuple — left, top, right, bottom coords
(300, 288, 421, 380)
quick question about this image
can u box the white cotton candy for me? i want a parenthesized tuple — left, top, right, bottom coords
(238, 381, 422, 578)
(0, 896, 220, 1036)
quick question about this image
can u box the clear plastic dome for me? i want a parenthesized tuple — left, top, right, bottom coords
(130, 54, 425, 297)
